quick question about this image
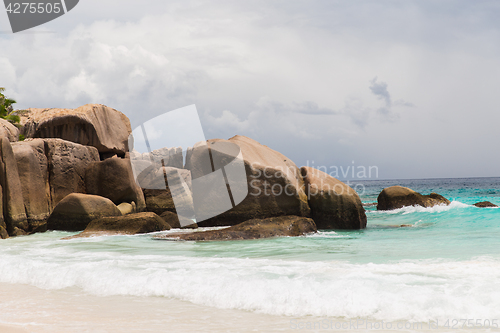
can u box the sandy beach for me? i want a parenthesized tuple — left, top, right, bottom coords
(0, 325, 28, 333)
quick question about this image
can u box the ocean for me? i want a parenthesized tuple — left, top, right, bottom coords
(1, 177, 499, 332)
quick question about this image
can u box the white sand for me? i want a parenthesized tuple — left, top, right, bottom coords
(0, 324, 29, 333)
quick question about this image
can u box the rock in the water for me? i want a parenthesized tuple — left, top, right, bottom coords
(0, 118, 19, 142)
(155, 215, 316, 241)
(185, 135, 310, 227)
(0, 138, 28, 234)
(44, 139, 99, 208)
(301, 166, 367, 229)
(377, 186, 450, 210)
(22, 104, 131, 158)
(11, 141, 51, 232)
(85, 157, 146, 211)
(47, 193, 122, 231)
(473, 201, 498, 208)
(68, 212, 171, 238)
(159, 211, 197, 229)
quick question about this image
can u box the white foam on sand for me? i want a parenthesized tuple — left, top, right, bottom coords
(1, 241, 499, 325)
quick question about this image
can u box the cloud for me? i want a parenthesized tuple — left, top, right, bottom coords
(368, 77, 413, 121)
(1, 0, 500, 178)
(370, 77, 392, 107)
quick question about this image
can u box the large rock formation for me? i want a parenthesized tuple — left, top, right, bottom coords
(44, 139, 100, 208)
(154, 215, 317, 241)
(0, 119, 19, 142)
(185, 135, 310, 227)
(21, 104, 131, 158)
(68, 212, 171, 238)
(301, 166, 367, 229)
(47, 193, 122, 231)
(0, 138, 28, 235)
(3, 138, 100, 234)
(85, 157, 146, 211)
(377, 186, 450, 210)
(11, 141, 50, 232)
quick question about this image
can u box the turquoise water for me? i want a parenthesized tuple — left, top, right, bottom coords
(0, 177, 499, 324)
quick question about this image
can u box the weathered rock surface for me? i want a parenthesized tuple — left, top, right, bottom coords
(140, 167, 193, 219)
(186, 135, 310, 227)
(44, 139, 99, 208)
(154, 215, 316, 241)
(0, 138, 28, 234)
(47, 193, 122, 231)
(377, 186, 450, 210)
(11, 141, 50, 232)
(473, 201, 498, 208)
(0, 118, 19, 142)
(21, 104, 131, 158)
(301, 166, 367, 229)
(18, 139, 51, 209)
(68, 212, 171, 238)
(0, 187, 8, 239)
(85, 157, 146, 211)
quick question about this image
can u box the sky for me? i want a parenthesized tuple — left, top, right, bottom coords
(1, 0, 499, 180)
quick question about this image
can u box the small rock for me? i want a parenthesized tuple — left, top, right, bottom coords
(377, 186, 450, 210)
(473, 201, 498, 208)
(67, 212, 171, 238)
(117, 202, 135, 215)
(47, 193, 122, 231)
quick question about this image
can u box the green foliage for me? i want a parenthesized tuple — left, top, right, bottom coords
(0, 87, 20, 125)
(18, 134, 25, 141)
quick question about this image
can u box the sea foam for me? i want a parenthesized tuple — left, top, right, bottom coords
(0, 238, 499, 323)
(370, 200, 470, 215)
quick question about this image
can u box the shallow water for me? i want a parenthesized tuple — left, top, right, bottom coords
(1, 177, 499, 331)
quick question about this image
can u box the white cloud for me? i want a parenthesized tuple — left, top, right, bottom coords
(1, 0, 500, 178)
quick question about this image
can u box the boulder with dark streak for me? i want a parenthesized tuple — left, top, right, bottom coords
(0, 138, 28, 235)
(11, 141, 50, 232)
